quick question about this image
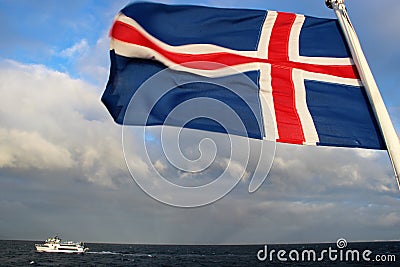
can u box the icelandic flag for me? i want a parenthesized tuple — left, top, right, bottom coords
(101, 2, 385, 150)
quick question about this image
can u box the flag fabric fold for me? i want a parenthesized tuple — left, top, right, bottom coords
(101, 2, 385, 150)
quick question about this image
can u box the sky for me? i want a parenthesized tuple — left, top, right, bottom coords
(0, 0, 400, 245)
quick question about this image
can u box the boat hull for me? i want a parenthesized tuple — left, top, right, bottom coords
(35, 244, 89, 253)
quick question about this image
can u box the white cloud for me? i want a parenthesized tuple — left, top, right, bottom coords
(59, 39, 89, 58)
(0, 60, 145, 187)
(75, 34, 111, 86)
(153, 159, 167, 172)
(56, 36, 110, 87)
(0, 129, 74, 170)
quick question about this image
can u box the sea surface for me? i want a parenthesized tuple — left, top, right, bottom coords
(0, 240, 399, 266)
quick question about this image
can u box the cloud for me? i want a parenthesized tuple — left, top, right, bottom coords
(76, 34, 111, 86)
(0, 129, 74, 170)
(0, 60, 142, 187)
(59, 39, 89, 58)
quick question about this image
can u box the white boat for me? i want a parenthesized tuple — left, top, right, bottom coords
(35, 236, 89, 253)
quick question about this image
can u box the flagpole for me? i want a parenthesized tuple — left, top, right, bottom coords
(326, 0, 400, 189)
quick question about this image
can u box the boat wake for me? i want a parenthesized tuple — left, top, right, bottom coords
(87, 251, 153, 257)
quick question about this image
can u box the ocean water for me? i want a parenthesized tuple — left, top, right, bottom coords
(0, 240, 398, 266)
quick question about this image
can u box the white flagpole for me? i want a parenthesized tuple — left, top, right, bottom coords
(325, 0, 400, 189)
